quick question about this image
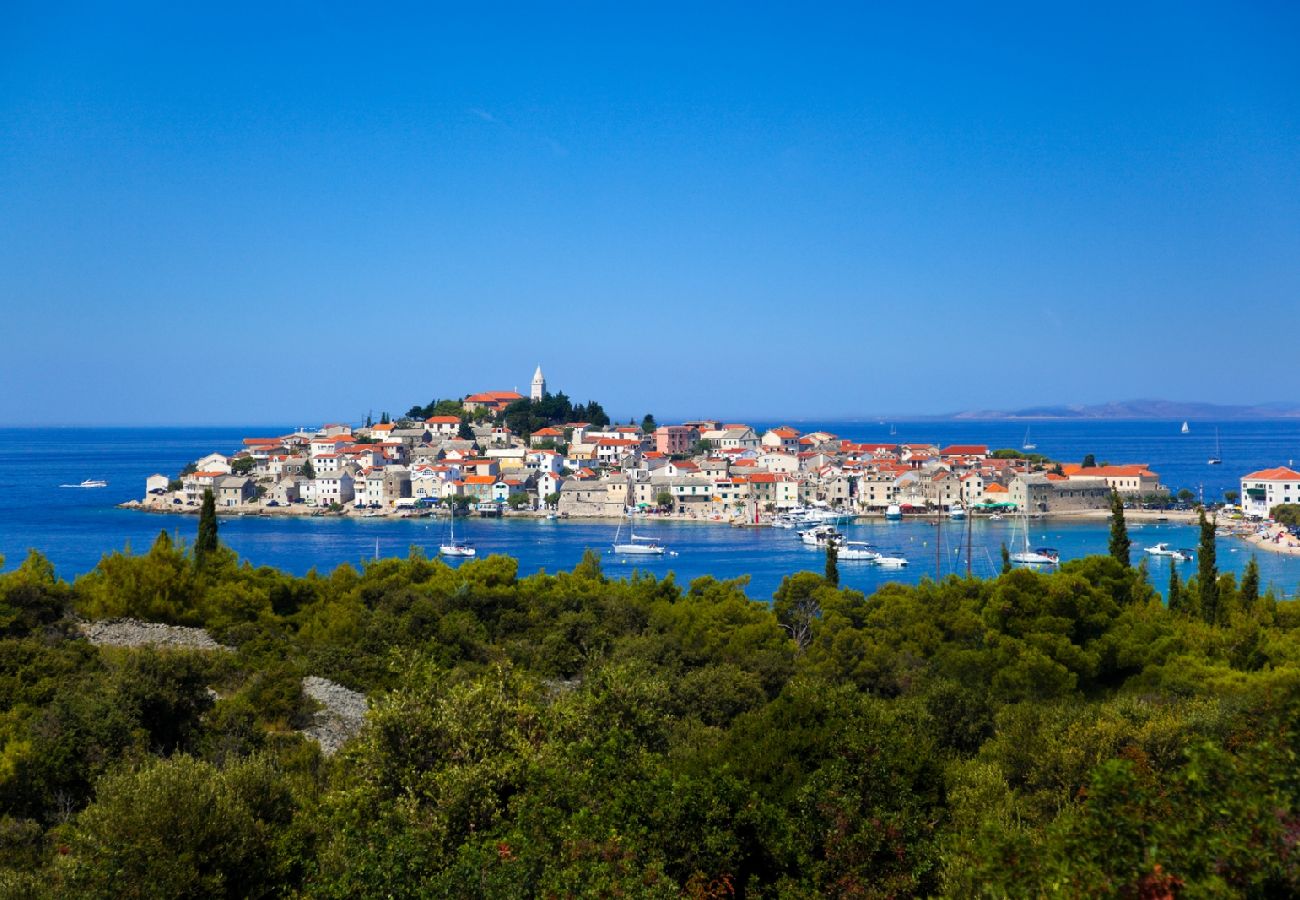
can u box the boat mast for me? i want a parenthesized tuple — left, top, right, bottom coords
(965, 495, 973, 577)
(935, 483, 942, 578)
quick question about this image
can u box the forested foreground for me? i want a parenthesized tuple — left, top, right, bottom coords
(2, 529, 1300, 897)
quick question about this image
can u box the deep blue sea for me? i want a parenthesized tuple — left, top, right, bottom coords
(2, 422, 1299, 600)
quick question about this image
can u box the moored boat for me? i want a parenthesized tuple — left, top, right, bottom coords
(1144, 542, 1193, 562)
(837, 541, 880, 561)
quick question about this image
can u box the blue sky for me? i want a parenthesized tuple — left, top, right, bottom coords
(2, 2, 1297, 425)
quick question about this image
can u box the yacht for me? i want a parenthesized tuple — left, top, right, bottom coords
(837, 541, 880, 561)
(948, 505, 967, 521)
(884, 504, 903, 521)
(62, 479, 108, 488)
(1010, 547, 1060, 567)
(875, 555, 909, 569)
(1144, 542, 1193, 562)
(438, 510, 476, 557)
(613, 509, 668, 555)
(799, 524, 842, 547)
(1208, 428, 1222, 465)
(1010, 510, 1059, 566)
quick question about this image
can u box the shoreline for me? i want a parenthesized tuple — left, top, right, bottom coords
(117, 501, 1207, 528)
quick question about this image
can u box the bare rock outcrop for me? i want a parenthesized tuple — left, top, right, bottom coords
(300, 676, 368, 756)
(77, 618, 228, 651)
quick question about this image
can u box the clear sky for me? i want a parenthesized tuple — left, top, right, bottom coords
(2, 2, 1297, 425)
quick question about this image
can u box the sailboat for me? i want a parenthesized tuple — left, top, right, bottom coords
(1208, 428, 1222, 465)
(889, 424, 898, 436)
(439, 507, 476, 557)
(613, 507, 668, 555)
(1181, 421, 1190, 434)
(1009, 505, 1059, 567)
(1021, 427, 1036, 451)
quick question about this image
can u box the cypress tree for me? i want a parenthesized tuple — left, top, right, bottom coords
(1108, 489, 1131, 568)
(825, 540, 839, 587)
(195, 489, 219, 567)
(1241, 556, 1260, 611)
(1198, 508, 1218, 624)
(1000, 542, 1011, 575)
(1167, 561, 1183, 613)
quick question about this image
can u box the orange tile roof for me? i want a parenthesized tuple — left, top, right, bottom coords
(1068, 465, 1154, 478)
(426, 416, 461, 424)
(1243, 466, 1300, 481)
(940, 445, 988, 456)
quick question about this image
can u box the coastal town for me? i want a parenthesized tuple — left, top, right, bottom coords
(126, 367, 1300, 553)
(130, 366, 1162, 518)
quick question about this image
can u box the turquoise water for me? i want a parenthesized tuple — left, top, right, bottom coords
(2, 425, 1298, 599)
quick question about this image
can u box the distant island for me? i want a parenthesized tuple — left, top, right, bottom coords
(948, 398, 1300, 420)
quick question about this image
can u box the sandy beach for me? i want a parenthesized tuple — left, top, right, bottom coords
(1239, 523, 1300, 557)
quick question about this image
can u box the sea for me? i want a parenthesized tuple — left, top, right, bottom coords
(2, 421, 1299, 600)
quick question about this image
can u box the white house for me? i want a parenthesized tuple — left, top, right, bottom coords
(194, 452, 231, 475)
(761, 427, 801, 452)
(537, 472, 564, 505)
(1241, 467, 1300, 518)
(145, 473, 170, 495)
(315, 472, 355, 507)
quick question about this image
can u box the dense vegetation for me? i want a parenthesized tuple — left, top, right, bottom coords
(2, 519, 1299, 896)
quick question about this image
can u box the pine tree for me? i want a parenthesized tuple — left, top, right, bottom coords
(1000, 543, 1011, 575)
(1198, 508, 1219, 624)
(825, 540, 839, 587)
(302, 458, 315, 480)
(1241, 556, 1260, 611)
(195, 489, 219, 567)
(1167, 560, 1182, 613)
(1108, 489, 1131, 568)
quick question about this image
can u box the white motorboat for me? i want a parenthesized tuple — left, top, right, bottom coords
(62, 479, 108, 488)
(439, 510, 476, 557)
(613, 508, 668, 555)
(799, 524, 841, 547)
(837, 541, 880, 561)
(884, 504, 903, 520)
(1145, 542, 1193, 562)
(948, 506, 967, 520)
(875, 555, 908, 569)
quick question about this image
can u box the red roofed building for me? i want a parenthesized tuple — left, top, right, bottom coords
(939, 444, 988, 459)
(1241, 466, 1300, 517)
(463, 390, 525, 413)
(1062, 464, 1163, 496)
(426, 415, 462, 438)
